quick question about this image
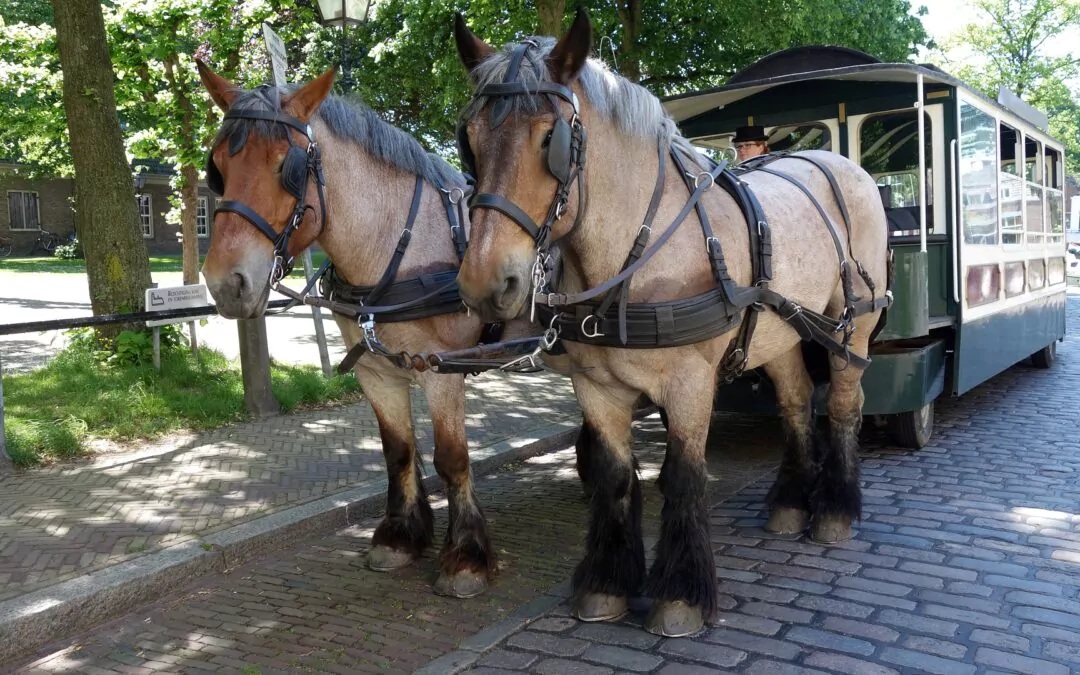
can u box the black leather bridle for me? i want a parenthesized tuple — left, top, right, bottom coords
(456, 40, 587, 317)
(206, 105, 328, 286)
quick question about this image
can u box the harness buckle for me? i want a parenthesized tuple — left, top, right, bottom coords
(360, 315, 378, 349)
(581, 314, 604, 338)
(705, 236, 720, 255)
(757, 220, 767, 237)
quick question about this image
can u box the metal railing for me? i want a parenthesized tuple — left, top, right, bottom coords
(0, 299, 293, 472)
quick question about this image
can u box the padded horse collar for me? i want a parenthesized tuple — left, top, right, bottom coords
(206, 105, 328, 285)
(457, 40, 587, 303)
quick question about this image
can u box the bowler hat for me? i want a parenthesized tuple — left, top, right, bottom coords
(733, 125, 768, 143)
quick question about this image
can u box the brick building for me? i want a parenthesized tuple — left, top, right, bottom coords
(1, 159, 218, 257)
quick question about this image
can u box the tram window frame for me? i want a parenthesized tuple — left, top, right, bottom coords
(1045, 145, 1066, 244)
(691, 121, 834, 160)
(999, 121, 1024, 246)
(858, 110, 934, 237)
(958, 100, 999, 246)
(1024, 135, 1046, 245)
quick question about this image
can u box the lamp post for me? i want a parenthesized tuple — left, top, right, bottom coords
(315, 0, 375, 94)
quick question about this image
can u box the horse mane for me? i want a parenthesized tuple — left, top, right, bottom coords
(212, 83, 466, 188)
(463, 36, 708, 169)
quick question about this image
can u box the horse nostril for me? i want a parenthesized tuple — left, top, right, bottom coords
(503, 274, 521, 298)
(233, 272, 248, 298)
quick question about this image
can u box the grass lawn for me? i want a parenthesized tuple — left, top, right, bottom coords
(3, 339, 361, 468)
(0, 252, 328, 278)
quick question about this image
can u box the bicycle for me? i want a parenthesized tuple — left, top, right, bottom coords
(33, 229, 59, 255)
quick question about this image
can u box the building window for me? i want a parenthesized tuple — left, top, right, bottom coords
(196, 196, 210, 238)
(7, 191, 40, 230)
(137, 194, 153, 238)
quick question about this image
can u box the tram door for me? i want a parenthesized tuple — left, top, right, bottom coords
(846, 104, 948, 340)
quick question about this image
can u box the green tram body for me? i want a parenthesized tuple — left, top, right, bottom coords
(661, 47, 1068, 448)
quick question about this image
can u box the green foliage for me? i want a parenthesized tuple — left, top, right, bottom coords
(940, 0, 1080, 173)
(52, 236, 81, 259)
(319, 0, 930, 158)
(2, 334, 362, 467)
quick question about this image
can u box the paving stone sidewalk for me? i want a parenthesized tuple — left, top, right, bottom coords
(10, 412, 785, 674)
(0, 370, 579, 603)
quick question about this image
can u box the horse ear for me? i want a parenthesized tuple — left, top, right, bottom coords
(454, 12, 494, 77)
(282, 67, 337, 121)
(196, 58, 239, 112)
(546, 8, 592, 85)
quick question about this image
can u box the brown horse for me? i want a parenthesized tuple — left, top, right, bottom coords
(196, 61, 550, 599)
(452, 11, 891, 636)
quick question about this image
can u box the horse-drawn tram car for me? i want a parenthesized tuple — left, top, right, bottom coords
(662, 46, 1067, 449)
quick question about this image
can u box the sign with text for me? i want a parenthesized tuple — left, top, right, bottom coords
(262, 23, 288, 87)
(145, 284, 211, 327)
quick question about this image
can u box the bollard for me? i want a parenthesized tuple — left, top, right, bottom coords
(237, 317, 280, 417)
(302, 249, 332, 377)
(0, 351, 13, 475)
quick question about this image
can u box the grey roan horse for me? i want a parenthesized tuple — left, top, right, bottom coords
(452, 9, 891, 636)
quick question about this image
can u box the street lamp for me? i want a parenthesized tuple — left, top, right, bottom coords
(315, 0, 375, 94)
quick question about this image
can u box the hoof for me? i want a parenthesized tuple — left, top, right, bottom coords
(572, 593, 628, 622)
(810, 516, 853, 544)
(434, 569, 488, 598)
(765, 507, 809, 535)
(367, 545, 415, 571)
(644, 600, 706, 638)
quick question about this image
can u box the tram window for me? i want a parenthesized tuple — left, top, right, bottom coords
(860, 111, 933, 235)
(1046, 146, 1065, 242)
(999, 123, 1023, 245)
(1025, 137, 1045, 243)
(691, 122, 832, 161)
(959, 103, 998, 245)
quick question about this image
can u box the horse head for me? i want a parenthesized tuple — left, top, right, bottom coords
(196, 61, 335, 319)
(452, 10, 593, 321)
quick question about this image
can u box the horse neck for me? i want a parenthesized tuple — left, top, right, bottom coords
(561, 117, 674, 292)
(311, 119, 460, 286)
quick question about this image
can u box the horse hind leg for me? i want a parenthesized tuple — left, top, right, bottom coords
(424, 372, 496, 598)
(811, 312, 877, 544)
(761, 346, 816, 535)
(361, 371, 435, 571)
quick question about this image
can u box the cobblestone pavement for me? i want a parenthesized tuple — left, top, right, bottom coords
(11, 414, 784, 674)
(447, 304, 1080, 674)
(0, 370, 578, 603)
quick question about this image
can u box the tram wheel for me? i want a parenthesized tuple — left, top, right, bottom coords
(887, 401, 934, 450)
(1031, 341, 1056, 369)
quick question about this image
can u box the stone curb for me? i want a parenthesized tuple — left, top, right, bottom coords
(1, 410, 659, 668)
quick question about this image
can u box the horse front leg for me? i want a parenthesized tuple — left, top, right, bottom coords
(643, 370, 717, 638)
(422, 371, 496, 598)
(762, 345, 817, 535)
(570, 377, 646, 625)
(358, 368, 435, 571)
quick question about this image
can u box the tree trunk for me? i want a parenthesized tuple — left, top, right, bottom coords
(179, 164, 200, 285)
(52, 0, 152, 337)
(164, 47, 202, 287)
(616, 0, 643, 83)
(537, 0, 566, 36)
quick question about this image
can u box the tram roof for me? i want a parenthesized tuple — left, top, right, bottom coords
(661, 46, 1052, 139)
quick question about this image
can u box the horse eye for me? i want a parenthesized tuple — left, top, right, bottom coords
(541, 130, 553, 149)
